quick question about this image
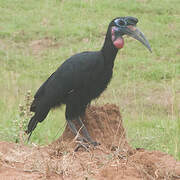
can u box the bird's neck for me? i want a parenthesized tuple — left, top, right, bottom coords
(101, 33, 118, 68)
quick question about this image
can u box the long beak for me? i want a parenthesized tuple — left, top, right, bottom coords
(123, 25, 152, 53)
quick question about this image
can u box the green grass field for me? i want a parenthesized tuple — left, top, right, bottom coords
(0, 0, 179, 159)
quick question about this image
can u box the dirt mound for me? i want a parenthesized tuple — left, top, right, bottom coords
(0, 104, 180, 179)
(52, 104, 133, 153)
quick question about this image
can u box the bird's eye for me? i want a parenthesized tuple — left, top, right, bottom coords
(114, 19, 126, 27)
(118, 20, 126, 26)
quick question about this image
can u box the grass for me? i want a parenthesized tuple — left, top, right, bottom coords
(0, 0, 179, 159)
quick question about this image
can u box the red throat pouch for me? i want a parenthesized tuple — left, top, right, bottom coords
(113, 37, 124, 49)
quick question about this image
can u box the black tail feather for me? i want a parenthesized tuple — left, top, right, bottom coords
(26, 114, 39, 134)
(30, 99, 39, 112)
(27, 132, 33, 142)
(26, 108, 50, 140)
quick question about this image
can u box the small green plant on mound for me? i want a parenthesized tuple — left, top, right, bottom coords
(12, 90, 33, 144)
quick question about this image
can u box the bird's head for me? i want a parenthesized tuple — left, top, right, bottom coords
(110, 16, 152, 52)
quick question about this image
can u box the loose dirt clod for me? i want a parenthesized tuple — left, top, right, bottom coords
(0, 104, 179, 180)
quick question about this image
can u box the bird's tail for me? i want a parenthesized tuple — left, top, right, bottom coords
(26, 108, 50, 141)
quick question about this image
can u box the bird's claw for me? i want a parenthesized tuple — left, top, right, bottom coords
(74, 141, 100, 152)
(74, 143, 89, 152)
(91, 141, 101, 146)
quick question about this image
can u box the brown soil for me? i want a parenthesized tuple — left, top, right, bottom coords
(29, 37, 60, 55)
(0, 104, 180, 180)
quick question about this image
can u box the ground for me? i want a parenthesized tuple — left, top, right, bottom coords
(0, 104, 180, 179)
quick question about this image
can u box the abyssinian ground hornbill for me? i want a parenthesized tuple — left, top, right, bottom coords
(26, 16, 151, 148)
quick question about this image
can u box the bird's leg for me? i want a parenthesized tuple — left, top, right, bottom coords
(66, 119, 86, 143)
(67, 119, 91, 151)
(77, 117, 100, 146)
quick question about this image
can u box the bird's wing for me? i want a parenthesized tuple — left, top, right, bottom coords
(33, 51, 104, 104)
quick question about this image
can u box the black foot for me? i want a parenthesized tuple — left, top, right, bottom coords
(74, 141, 100, 152)
(91, 141, 101, 146)
(74, 143, 89, 152)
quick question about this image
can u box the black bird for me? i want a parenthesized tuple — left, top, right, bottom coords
(26, 17, 151, 147)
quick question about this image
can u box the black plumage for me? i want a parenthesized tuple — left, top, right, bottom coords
(26, 16, 151, 147)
